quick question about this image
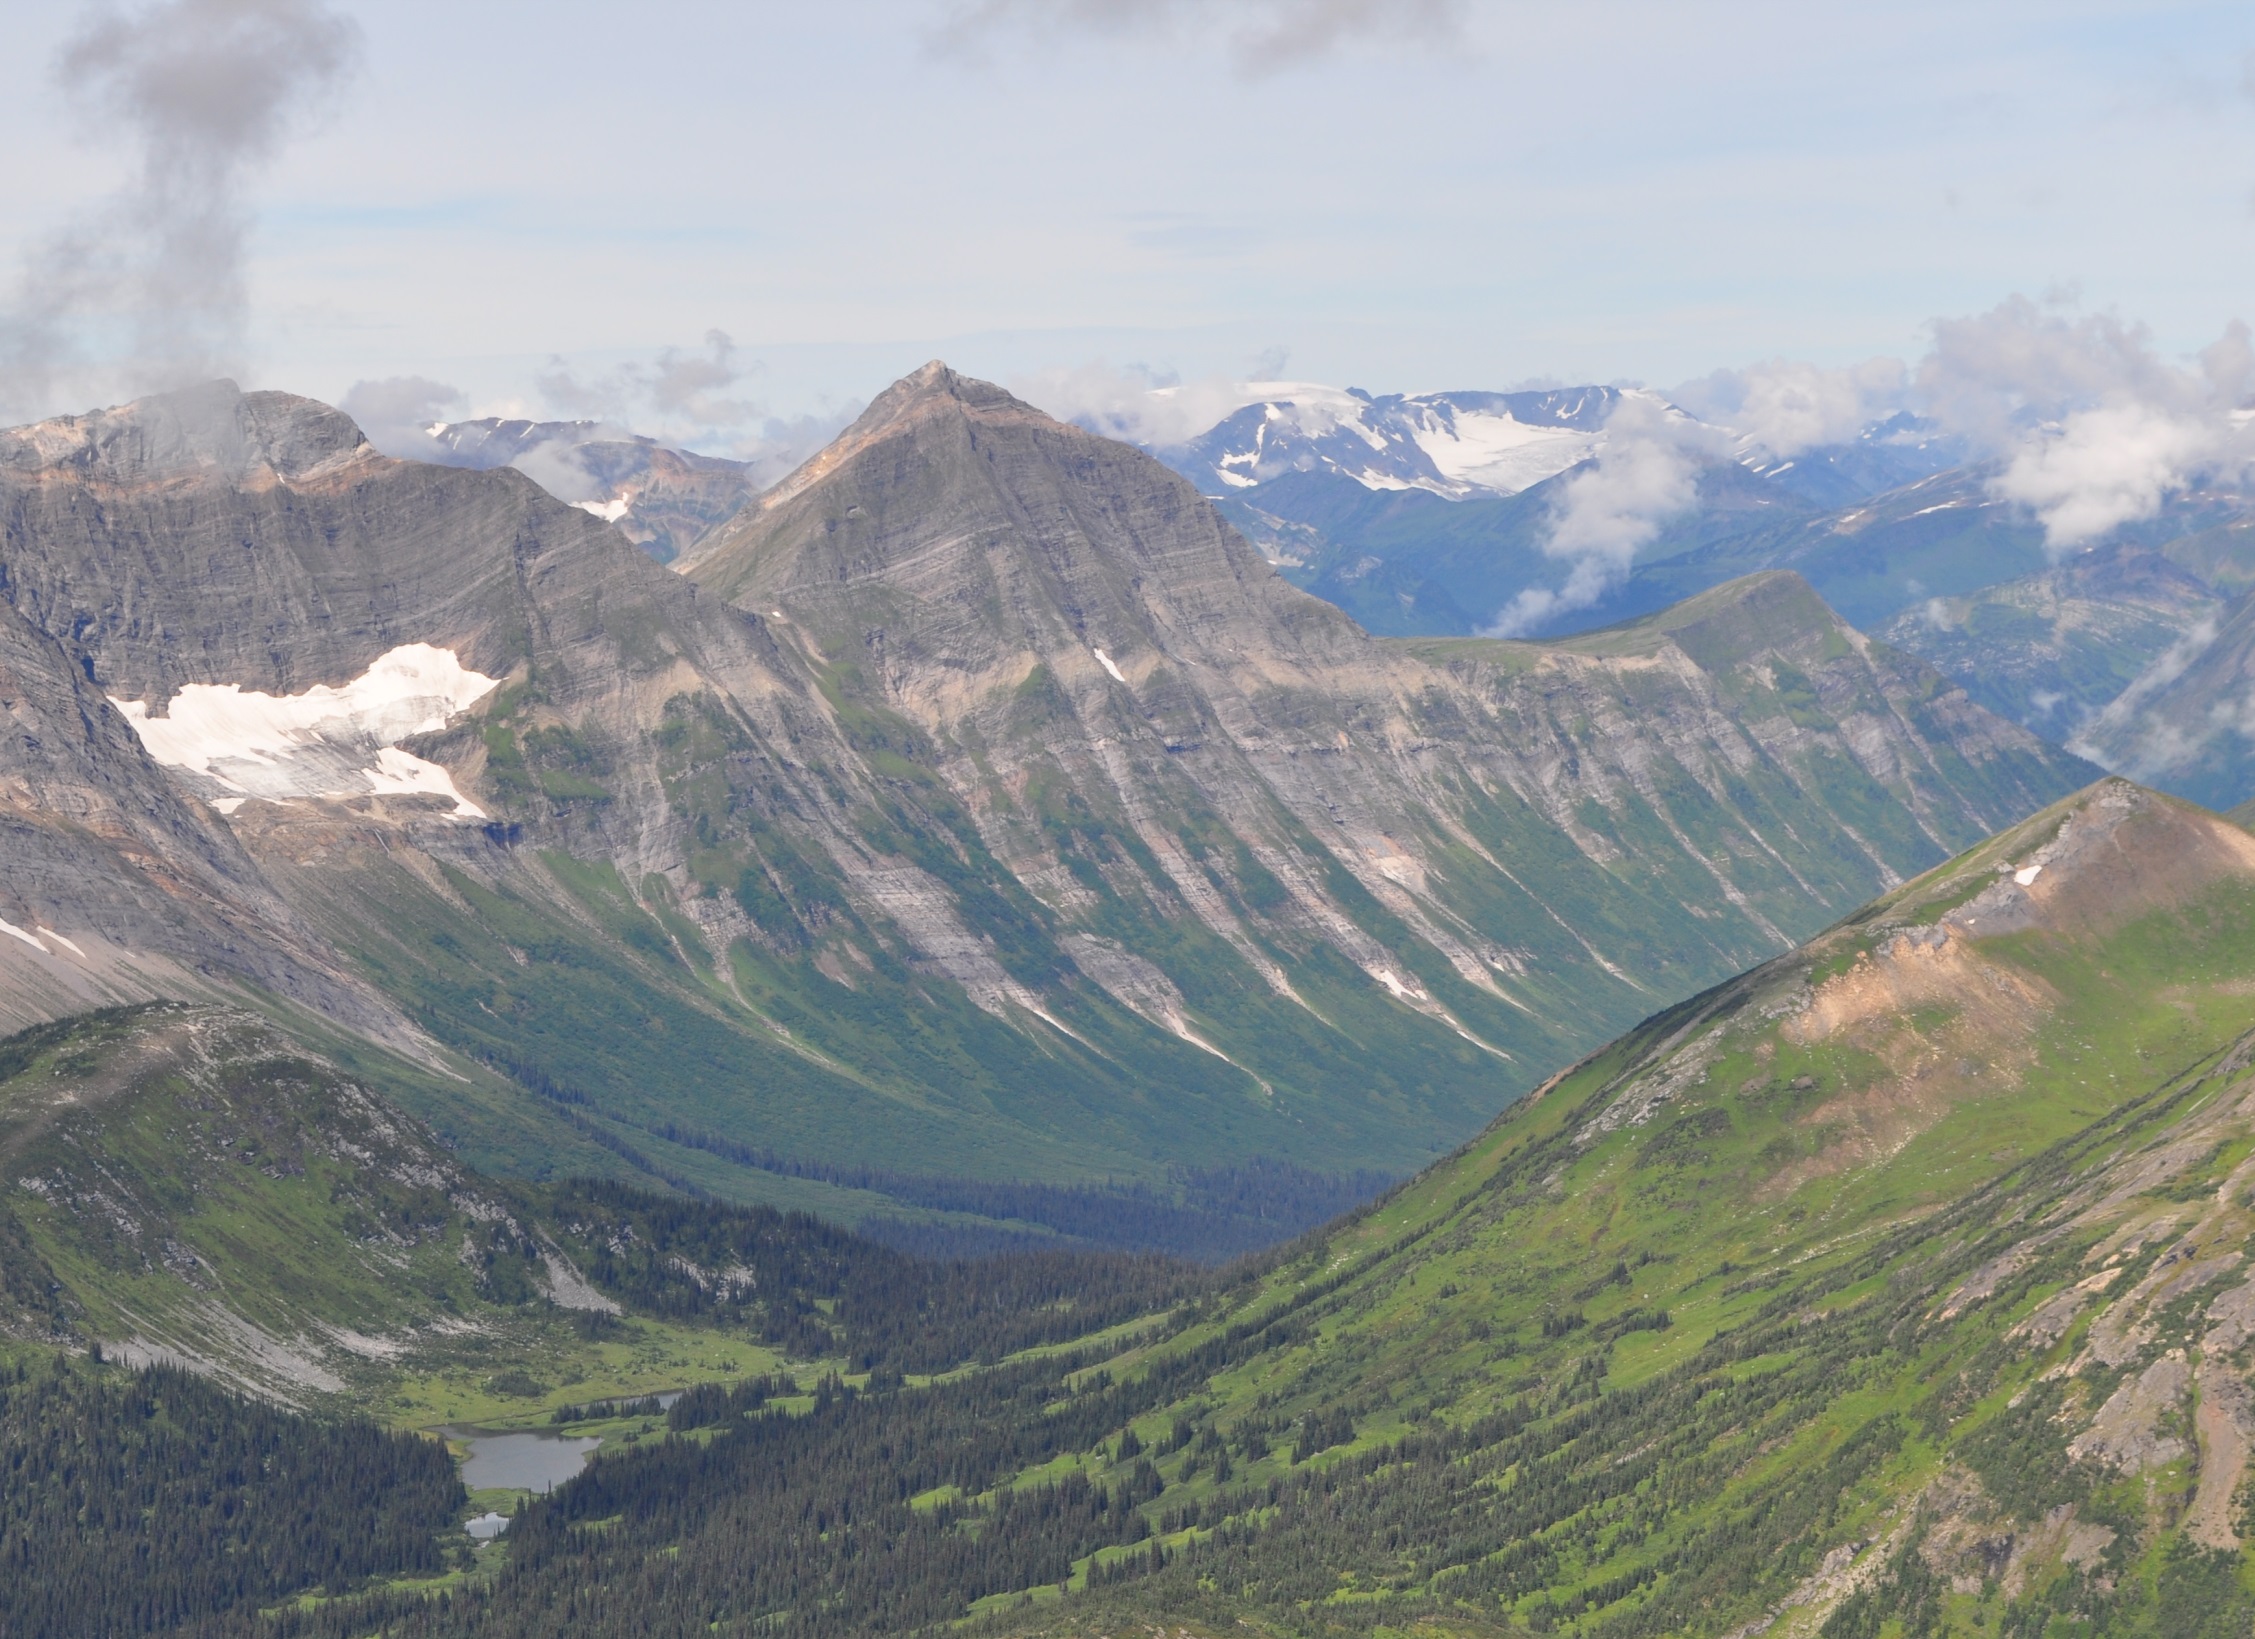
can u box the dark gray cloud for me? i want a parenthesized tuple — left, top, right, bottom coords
(0, 0, 359, 421)
(933, 0, 1466, 75)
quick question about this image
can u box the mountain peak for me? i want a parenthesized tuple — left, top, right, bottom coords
(1931, 777, 2255, 943)
(1, 380, 373, 487)
(725, 360, 1048, 520)
(851, 359, 1046, 437)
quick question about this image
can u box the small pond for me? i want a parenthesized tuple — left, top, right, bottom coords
(442, 1427, 603, 1493)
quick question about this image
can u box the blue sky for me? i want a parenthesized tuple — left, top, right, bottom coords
(0, 0, 2250, 437)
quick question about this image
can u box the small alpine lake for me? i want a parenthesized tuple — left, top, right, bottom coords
(442, 1426, 603, 1493)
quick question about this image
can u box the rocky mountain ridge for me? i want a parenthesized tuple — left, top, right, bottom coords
(0, 367, 2094, 1235)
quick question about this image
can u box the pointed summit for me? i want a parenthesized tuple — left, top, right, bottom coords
(681, 358, 1317, 674)
(700, 360, 1053, 526)
(865, 358, 1032, 421)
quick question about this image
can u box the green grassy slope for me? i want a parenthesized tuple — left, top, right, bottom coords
(418, 779, 2255, 1639)
(1012, 779, 2255, 1635)
(0, 1004, 786, 1420)
(0, 1004, 1220, 1433)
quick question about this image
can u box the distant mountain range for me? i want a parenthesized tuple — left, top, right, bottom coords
(1122, 380, 2255, 815)
(1156, 382, 1962, 511)
(360, 376, 2255, 820)
(0, 368, 2091, 1279)
(1160, 383, 1619, 498)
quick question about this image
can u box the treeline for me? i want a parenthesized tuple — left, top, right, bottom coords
(639, 1127, 1395, 1260)
(0, 1355, 461, 1639)
(537, 1178, 1211, 1372)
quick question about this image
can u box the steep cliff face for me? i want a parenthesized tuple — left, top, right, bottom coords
(0, 372, 2095, 1225)
(0, 515, 399, 1038)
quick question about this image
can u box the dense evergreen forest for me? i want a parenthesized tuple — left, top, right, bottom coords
(265, 1325, 1269, 1639)
(0, 1178, 1233, 1638)
(249, 1213, 2255, 1639)
(0, 1357, 462, 1639)
(630, 1139, 1397, 1261)
(534, 1178, 1211, 1371)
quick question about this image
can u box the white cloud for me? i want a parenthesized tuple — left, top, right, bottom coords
(932, 0, 1466, 75)
(2067, 613, 2223, 778)
(504, 440, 607, 505)
(1673, 355, 1908, 459)
(1010, 360, 1269, 449)
(337, 375, 464, 456)
(1483, 393, 1729, 637)
(1918, 297, 2255, 556)
(1989, 400, 2234, 550)
(537, 330, 763, 447)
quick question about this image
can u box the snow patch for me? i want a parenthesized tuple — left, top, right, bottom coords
(0, 919, 45, 952)
(113, 643, 499, 819)
(1092, 647, 1127, 683)
(36, 928, 84, 959)
(1371, 966, 1426, 1000)
(2014, 864, 2044, 886)
(365, 746, 485, 809)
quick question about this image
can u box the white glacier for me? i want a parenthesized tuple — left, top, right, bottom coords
(113, 643, 500, 818)
(1409, 410, 1596, 494)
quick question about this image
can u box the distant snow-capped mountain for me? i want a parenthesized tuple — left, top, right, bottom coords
(1159, 383, 1623, 498)
(1728, 412, 1969, 510)
(1156, 382, 1970, 507)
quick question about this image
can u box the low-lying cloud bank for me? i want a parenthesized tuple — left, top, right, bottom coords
(1552, 298, 2255, 628)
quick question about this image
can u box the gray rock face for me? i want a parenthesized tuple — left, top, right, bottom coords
(0, 545, 397, 1038)
(0, 370, 2098, 1203)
